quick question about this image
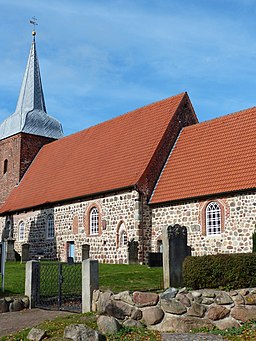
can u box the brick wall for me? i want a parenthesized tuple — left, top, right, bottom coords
(0, 133, 55, 205)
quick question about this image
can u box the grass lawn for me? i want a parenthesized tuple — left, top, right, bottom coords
(0, 261, 163, 297)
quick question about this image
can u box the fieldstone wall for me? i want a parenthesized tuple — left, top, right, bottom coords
(151, 191, 256, 256)
(0, 190, 146, 263)
(93, 287, 256, 333)
(0, 296, 29, 313)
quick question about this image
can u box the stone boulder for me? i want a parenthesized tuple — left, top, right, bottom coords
(176, 293, 191, 307)
(105, 300, 134, 320)
(27, 328, 46, 341)
(160, 287, 178, 300)
(97, 291, 113, 314)
(9, 298, 24, 312)
(97, 316, 122, 334)
(231, 306, 256, 323)
(113, 291, 134, 305)
(158, 316, 214, 333)
(244, 293, 256, 305)
(206, 305, 230, 321)
(142, 306, 164, 325)
(63, 324, 106, 341)
(131, 308, 142, 320)
(161, 298, 187, 315)
(215, 292, 233, 305)
(123, 318, 143, 328)
(133, 291, 159, 307)
(187, 302, 206, 317)
(0, 298, 9, 313)
(214, 317, 241, 330)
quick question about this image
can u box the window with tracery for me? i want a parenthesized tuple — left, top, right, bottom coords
(47, 214, 54, 239)
(90, 207, 99, 235)
(19, 221, 25, 241)
(206, 202, 221, 236)
(119, 223, 128, 247)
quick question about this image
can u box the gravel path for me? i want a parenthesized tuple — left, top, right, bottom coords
(0, 309, 71, 337)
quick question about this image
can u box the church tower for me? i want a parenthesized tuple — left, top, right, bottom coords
(0, 30, 63, 205)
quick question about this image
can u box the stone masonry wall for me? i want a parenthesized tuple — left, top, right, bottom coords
(151, 191, 256, 256)
(0, 190, 144, 264)
(93, 287, 256, 333)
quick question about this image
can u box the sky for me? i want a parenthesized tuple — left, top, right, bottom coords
(0, 0, 256, 136)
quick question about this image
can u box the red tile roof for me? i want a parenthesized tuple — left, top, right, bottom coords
(0, 93, 188, 213)
(150, 107, 256, 204)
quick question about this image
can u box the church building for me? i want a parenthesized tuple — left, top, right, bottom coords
(0, 32, 255, 263)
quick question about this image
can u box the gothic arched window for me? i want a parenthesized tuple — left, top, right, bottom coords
(206, 202, 221, 236)
(90, 207, 99, 235)
(18, 221, 25, 241)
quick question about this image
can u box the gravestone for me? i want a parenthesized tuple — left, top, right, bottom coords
(163, 224, 190, 288)
(6, 237, 16, 261)
(128, 239, 138, 264)
(21, 243, 30, 262)
(82, 244, 90, 260)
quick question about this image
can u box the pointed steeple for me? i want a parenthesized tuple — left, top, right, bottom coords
(0, 31, 63, 141)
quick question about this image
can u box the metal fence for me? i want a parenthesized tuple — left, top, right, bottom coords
(34, 262, 82, 312)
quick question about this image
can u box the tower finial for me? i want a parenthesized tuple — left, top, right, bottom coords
(29, 17, 38, 38)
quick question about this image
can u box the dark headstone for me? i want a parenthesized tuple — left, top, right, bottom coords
(168, 224, 189, 287)
(6, 238, 16, 261)
(21, 243, 30, 262)
(82, 244, 90, 260)
(148, 252, 163, 267)
(128, 239, 138, 264)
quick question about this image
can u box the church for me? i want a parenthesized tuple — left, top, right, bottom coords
(0, 32, 255, 264)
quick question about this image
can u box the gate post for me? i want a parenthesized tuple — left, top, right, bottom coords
(25, 260, 39, 308)
(82, 259, 98, 313)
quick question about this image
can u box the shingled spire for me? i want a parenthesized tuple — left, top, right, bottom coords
(0, 31, 63, 140)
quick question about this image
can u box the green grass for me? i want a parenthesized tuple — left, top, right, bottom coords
(0, 261, 163, 297)
(99, 264, 163, 292)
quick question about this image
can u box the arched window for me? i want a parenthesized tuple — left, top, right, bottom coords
(90, 207, 99, 235)
(118, 222, 128, 247)
(19, 221, 25, 241)
(47, 214, 54, 239)
(3, 159, 8, 174)
(206, 202, 221, 236)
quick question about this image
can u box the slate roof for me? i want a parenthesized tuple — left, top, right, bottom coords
(0, 92, 188, 214)
(150, 107, 256, 204)
(0, 36, 63, 141)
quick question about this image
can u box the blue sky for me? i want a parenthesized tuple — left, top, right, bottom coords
(0, 0, 256, 135)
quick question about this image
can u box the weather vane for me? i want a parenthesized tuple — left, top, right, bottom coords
(29, 17, 38, 37)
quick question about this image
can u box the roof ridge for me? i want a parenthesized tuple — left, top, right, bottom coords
(183, 105, 256, 132)
(43, 92, 186, 147)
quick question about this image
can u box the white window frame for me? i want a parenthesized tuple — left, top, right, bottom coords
(47, 214, 55, 239)
(119, 223, 128, 247)
(90, 207, 99, 235)
(206, 202, 221, 236)
(18, 221, 25, 241)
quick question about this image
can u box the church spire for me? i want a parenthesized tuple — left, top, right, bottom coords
(0, 27, 63, 141)
(15, 30, 47, 117)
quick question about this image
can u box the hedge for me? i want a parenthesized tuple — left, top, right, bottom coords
(183, 253, 256, 290)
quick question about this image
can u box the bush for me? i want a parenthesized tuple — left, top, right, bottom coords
(183, 253, 256, 290)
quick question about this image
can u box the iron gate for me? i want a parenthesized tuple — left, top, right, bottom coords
(35, 262, 82, 312)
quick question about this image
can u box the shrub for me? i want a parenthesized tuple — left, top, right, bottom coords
(183, 253, 256, 290)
